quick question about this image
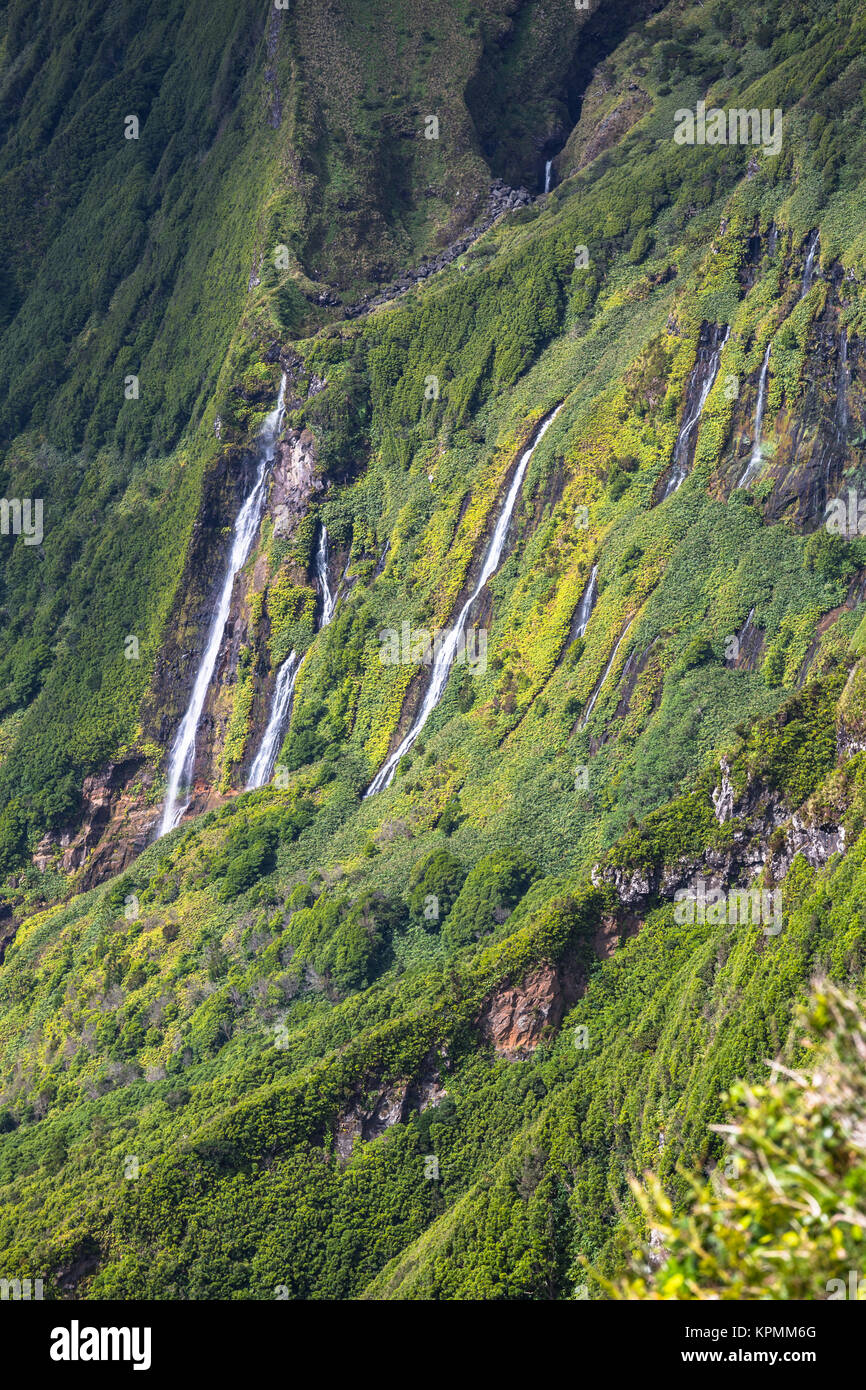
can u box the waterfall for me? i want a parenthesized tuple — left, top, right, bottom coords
(315, 524, 338, 627)
(544, 159, 553, 194)
(365, 403, 564, 796)
(247, 650, 301, 789)
(737, 344, 771, 489)
(663, 326, 730, 499)
(726, 607, 755, 669)
(247, 525, 340, 790)
(801, 230, 819, 297)
(571, 564, 598, 641)
(581, 619, 634, 728)
(374, 540, 390, 578)
(157, 374, 287, 837)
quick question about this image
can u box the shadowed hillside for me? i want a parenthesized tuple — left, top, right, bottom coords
(2, 0, 866, 1304)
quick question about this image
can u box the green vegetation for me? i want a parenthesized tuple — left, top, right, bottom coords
(2, 0, 866, 1302)
(615, 985, 866, 1300)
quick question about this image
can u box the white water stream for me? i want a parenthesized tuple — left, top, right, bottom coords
(737, 344, 772, 489)
(581, 619, 634, 728)
(663, 327, 730, 498)
(158, 375, 287, 836)
(572, 564, 598, 640)
(366, 404, 564, 796)
(801, 230, 819, 297)
(247, 525, 339, 789)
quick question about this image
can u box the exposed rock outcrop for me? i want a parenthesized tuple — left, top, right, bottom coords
(271, 429, 323, 539)
(478, 964, 566, 1059)
(31, 759, 158, 890)
(593, 757, 846, 921)
(344, 180, 533, 318)
(715, 235, 863, 527)
(567, 85, 652, 173)
(712, 757, 735, 823)
(475, 928, 623, 1060)
(333, 1054, 447, 1163)
(335, 1082, 411, 1163)
(774, 813, 845, 881)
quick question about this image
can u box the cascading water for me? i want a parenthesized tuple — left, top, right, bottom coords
(662, 325, 730, 499)
(365, 403, 565, 797)
(801, 230, 819, 297)
(581, 619, 634, 727)
(247, 651, 301, 789)
(247, 525, 339, 790)
(571, 564, 598, 641)
(543, 159, 553, 194)
(157, 374, 287, 837)
(733, 607, 755, 664)
(737, 344, 772, 489)
(315, 524, 338, 627)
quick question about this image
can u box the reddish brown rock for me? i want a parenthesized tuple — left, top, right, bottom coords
(478, 955, 582, 1059)
(479, 964, 563, 1058)
(31, 759, 160, 890)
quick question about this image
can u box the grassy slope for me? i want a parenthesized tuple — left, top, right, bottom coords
(2, 0, 866, 1298)
(0, 0, 541, 882)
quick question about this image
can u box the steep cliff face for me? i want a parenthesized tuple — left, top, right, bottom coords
(33, 760, 156, 888)
(476, 917, 623, 1056)
(718, 244, 865, 528)
(4, 0, 866, 1307)
(334, 1057, 447, 1162)
(12, 1, 866, 885)
(142, 449, 262, 757)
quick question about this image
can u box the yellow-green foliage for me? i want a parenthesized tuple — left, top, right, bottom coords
(220, 654, 256, 790)
(613, 986, 866, 1301)
(6, 0, 866, 1306)
(267, 573, 317, 666)
(762, 608, 821, 688)
(772, 283, 827, 407)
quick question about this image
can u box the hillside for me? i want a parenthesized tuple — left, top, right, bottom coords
(2, 0, 866, 1303)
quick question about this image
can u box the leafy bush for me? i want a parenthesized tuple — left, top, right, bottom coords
(614, 986, 866, 1300)
(407, 848, 467, 925)
(443, 851, 538, 949)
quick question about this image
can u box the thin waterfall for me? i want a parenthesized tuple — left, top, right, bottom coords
(365, 403, 565, 796)
(737, 344, 771, 488)
(544, 159, 553, 194)
(732, 607, 755, 664)
(247, 525, 339, 789)
(571, 564, 598, 641)
(158, 374, 287, 836)
(247, 651, 301, 789)
(373, 540, 390, 578)
(315, 523, 338, 627)
(581, 619, 634, 728)
(801, 230, 819, 297)
(663, 326, 730, 498)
